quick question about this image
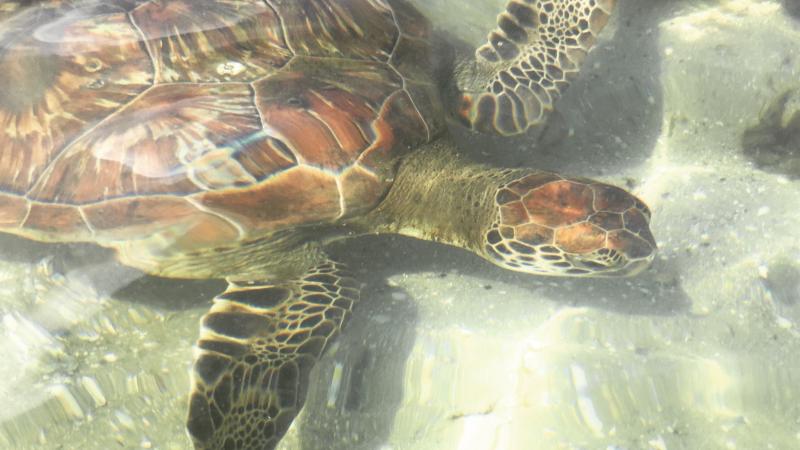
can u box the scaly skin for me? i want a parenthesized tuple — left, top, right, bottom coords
(349, 138, 656, 277)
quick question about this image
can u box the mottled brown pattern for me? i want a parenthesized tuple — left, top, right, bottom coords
(131, 0, 292, 83)
(623, 208, 649, 235)
(233, 137, 297, 182)
(555, 222, 606, 254)
(499, 201, 528, 226)
(495, 188, 521, 205)
(0, 193, 27, 227)
(338, 165, 384, 218)
(505, 172, 562, 197)
(197, 166, 340, 232)
(623, 208, 656, 244)
(608, 229, 653, 259)
(589, 211, 624, 230)
(0, 1, 439, 246)
(523, 180, 594, 228)
(254, 59, 410, 171)
(514, 222, 554, 245)
(270, 0, 397, 61)
(83, 196, 193, 231)
(358, 90, 428, 170)
(593, 183, 635, 213)
(305, 90, 372, 154)
(23, 203, 88, 237)
(255, 88, 365, 170)
(83, 196, 240, 247)
(168, 214, 242, 252)
(0, 5, 152, 194)
(30, 83, 263, 203)
(483, 172, 655, 276)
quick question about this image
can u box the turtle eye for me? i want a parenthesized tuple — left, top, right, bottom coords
(83, 57, 103, 73)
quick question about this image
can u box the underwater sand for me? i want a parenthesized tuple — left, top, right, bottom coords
(1, 1, 799, 449)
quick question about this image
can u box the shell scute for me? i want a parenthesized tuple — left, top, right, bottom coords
(523, 180, 594, 228)
(131, 0, 292, 83)
(272, 0, 398, 61)
(554, 222, 606, 254)
(29, 83, 265, 203)
(0, 194, 27, 227)
(233, 137, 297, 182)
(196, 166, 341, 233)
(0, 0, 438, 250)
(357, 90, 429, 170)
(253, 57, 426, 173)
(339, 165, 384, 218)
(23, 203, 89, 239)
(0, 5, 152, 195)
(83, 196, 240, 247)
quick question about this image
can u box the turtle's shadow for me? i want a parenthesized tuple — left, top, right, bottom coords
(294, 227, 689, 449)
(332, 234, 690, 317)
(0, 232, 225, 310)
(289, 271, 419, 450)
(452, 0, 690, 184)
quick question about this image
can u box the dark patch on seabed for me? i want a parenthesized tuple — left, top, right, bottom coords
(762, 259, 800, 307)
(741, 89, 800, 178)
(784, 0, 800, 20)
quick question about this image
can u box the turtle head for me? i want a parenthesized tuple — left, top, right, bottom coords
(480, 172, 656, 277)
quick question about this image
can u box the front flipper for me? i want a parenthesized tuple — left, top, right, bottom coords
(187, 260, 358, 450)
(456, 0, 616, 135)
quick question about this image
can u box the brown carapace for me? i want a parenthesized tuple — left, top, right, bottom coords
(0, 0, 435, 260)
(0, 1, 652, 449)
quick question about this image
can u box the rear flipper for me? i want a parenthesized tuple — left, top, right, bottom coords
(187, 260, 358, 450)
(455, 0, 616, 135)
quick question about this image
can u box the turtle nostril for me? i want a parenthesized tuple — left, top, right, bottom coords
(623, 258, 653, 276)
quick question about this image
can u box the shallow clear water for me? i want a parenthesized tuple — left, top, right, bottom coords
(1, 1, 800, 449)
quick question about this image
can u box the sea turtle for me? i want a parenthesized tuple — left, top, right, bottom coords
(0, 0, 656, 448)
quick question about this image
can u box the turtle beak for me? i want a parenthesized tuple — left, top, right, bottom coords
(567, 221, 657, 277)
(623, 257, 655, 276)
(597, 254, 655, 277)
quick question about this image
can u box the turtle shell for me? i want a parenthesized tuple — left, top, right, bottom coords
(0, 0, 442, 253)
